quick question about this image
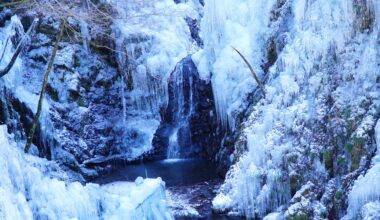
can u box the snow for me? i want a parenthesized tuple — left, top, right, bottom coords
(108, 0, 201, 159)
(210, 0, 380, 218)
(0, 15, 57, 158)
(0, 16, 173, 219)
(361, 202, 380, 220)
(263, 212, 282, 220)
(166, 190, 200, 218)
(0, 16, 24, 85)
(197, 0, 277, 129)
(0, 125, 173, 219)
(344, 119, 380, 219)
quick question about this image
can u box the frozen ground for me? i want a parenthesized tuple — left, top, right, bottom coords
(0, 124, 173, 219)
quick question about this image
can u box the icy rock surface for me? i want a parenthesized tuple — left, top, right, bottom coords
(0, 125, 172, 220)
(195, 0, 277, 129)
(344, 119, 380, 219)
(206, 0, 380, 218)
(109, 0, 202, 158)
(152, 56, 220, 160)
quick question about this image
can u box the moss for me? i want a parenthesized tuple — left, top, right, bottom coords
(290, 175, 300, 196)
(77, 96, 88, 108)
(287, 213, 308, 220)
(323, 149, 334, 171)
(349, 137, 366, 171)
(345, 143, 353, 152)
(335, 190, 343, 200)
(287, 153, 298, 164)
(353, 137, 365, 147)
(343, 107, 351, 119)
(337, 155, 345, 167)
(334, 189, 344, 214)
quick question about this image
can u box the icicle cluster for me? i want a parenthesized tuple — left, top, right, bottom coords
(205, 0, 380, 218)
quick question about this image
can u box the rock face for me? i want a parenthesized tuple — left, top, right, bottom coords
(0, 12, 126, 177)
(152, 56, 221, 160)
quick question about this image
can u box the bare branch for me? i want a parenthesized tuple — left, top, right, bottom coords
(0, 37, 10, 64)
(0, 0, 28, 8)
(0, 18, 38, 78)
(232, 46, 266, 98)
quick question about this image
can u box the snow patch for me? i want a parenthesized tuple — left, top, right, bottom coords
(0, 125, 173, 219)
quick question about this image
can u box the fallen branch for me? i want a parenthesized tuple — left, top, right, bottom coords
(24, 19, 65, 153)
(0, 0, 27, 8)
(232, 46, 266, 98)
(0, 18, 38, 78)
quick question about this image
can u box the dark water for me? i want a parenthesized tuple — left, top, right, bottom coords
(92, 158, 244, 220)
(93, 158, 219, 187)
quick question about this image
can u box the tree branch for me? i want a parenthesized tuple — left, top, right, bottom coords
(0, 37, 9, 64)
(232, 46, 266, 98)
(0, 0, 27, 8)
(0, 18, 38, 78)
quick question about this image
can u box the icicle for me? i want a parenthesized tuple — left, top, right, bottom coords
(80, 20, 90, 52)
(121, 73, 127, 149)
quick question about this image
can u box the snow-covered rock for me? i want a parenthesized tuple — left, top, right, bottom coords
(0, 125, 173, 219)
(207, 0, 380, 218)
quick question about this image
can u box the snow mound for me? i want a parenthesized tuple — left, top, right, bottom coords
(0, 125, 173, 220)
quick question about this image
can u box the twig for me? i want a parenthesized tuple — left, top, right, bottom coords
(0, 0, 27, 8)
(0, 18, 38, 78)
(232, 46, 266, 98)
(0, 37, 10, 64)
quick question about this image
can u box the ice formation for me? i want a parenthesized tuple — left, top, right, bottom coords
(0, 15, 59, 159)
(195, 0, 277, 129)
(0, 124, 173, 219)
(208, 0, 380, 217)
(109, 0, 201, 158)
(345, 119, 380, 219)
(0, 14, 174, 220)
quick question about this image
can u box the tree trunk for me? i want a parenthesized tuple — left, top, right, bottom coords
(24, 20, 65, 154)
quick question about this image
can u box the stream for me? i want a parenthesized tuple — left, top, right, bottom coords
(93, 159, 244, 219)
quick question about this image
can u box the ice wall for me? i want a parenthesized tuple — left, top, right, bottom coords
(109, 0, 201, 158)
(194, 0, 277, 129)
(0, 15, 56, 158)
(345, 119, 380, 219)
(0, 125, 173, 219)
(207, 0, 380, 218)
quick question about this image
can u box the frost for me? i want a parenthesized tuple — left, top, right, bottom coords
(198, 0, 277, 129)
(109, 0, 201, 158)
(361, 202, 380, 220)
(211, 0, 380, 218)
(212, 193, 233, 212)
(345, 119, 380, 219)
(0, 125, 173, 219)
